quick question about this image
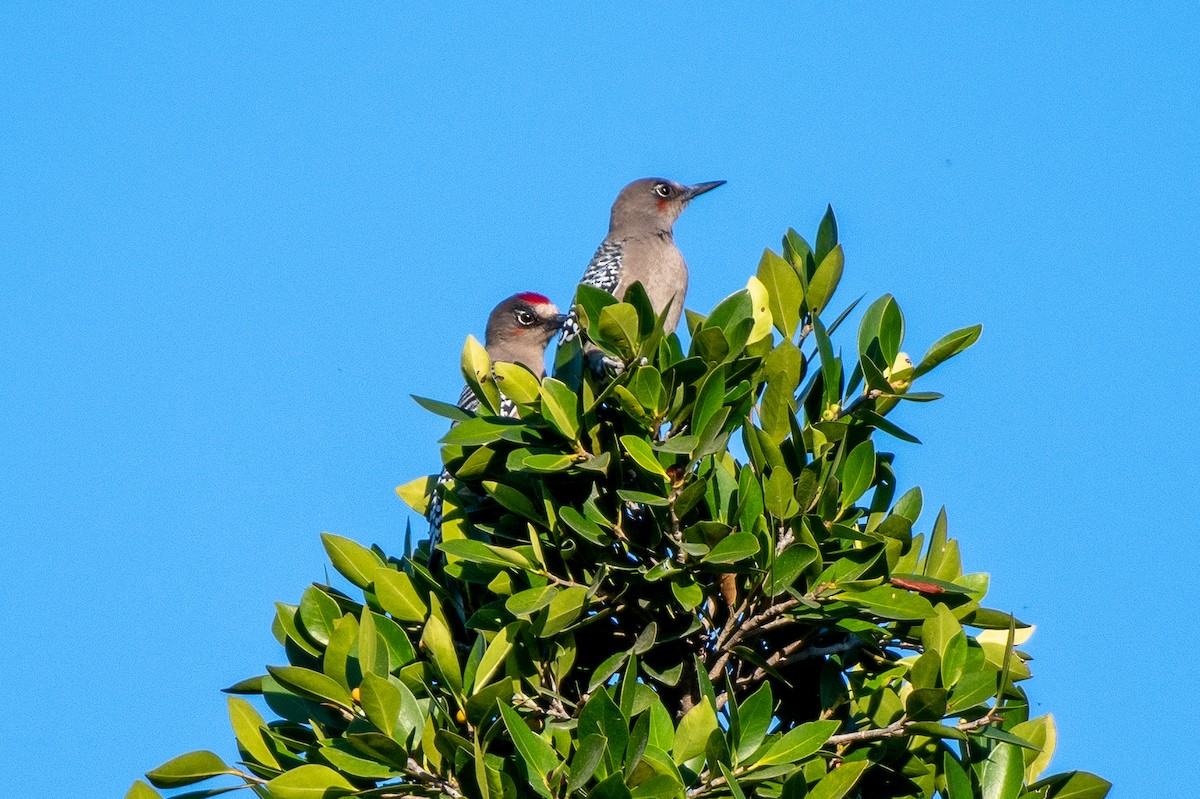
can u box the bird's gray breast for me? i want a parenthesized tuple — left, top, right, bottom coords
(616, 236, 687, 333)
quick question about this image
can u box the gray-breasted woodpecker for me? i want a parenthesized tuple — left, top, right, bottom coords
(428, 292, 566, 553)
(559, 177, 725, 353)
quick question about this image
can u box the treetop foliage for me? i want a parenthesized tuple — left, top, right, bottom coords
(132, 207, 1110, 799)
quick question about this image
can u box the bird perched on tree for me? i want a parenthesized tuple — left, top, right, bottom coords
(558, 177, 725, 364)
(428, 292, 567, 553)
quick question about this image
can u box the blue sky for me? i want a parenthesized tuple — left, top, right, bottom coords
(2, 3, 1197, 796)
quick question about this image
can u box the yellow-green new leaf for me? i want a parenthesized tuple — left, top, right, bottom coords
(538, 585, 588, 637)
(125, 781, 162, 799)
(673, 697, 718, 764)
(493, 361, 543, 405)
(395, 475, 434, 516)
(227, 696, 280, 769)
(320, 532, 384, 590)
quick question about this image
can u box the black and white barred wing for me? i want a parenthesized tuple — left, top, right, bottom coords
(560, 238, 624, 343)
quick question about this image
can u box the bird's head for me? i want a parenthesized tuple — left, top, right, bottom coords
(484, 292, 567, 375)
(609, 177, 726, 233)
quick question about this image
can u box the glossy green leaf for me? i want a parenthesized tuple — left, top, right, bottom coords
(539, 585, 587, 637)
(807, 244, 844, 315)
(145, 751, 234, 789)
(756, 249, 803, 338)
(373, 567, 428, 623)
(839, 440, 875, 511)
(266, 666, 354, 709)
(838, 585, 936, 620)
(498, 702, 559, 797)
(493, 361, 543, 405)
(264, 764, 355, 799)
(125, 781, 163, 799)
(808, 759, 869, 799)
(569, 734, 608, 792)
(320, 533, 384, 590)
(227, 696, 279, 769)
(759, 720, 838, 766)
(673, 697, 718, 764)
(621, 434, 668, 479)
(359, 672, 401, 738)
(541, 376, 582, 442)
(913, 324, 982, 378)
(981, 742, 1023, 799)
(474, 621, 520, 690)
(702, 532, 760, 564)
(1029, 771, 1112, 799)
(421, 614, 462, 697)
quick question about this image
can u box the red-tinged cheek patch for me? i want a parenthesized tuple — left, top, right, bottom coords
(516, 291, 552, 306)
(656, 199, 668, 212)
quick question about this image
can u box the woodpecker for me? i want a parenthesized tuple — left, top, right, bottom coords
(428, 292, 566, 553)
(560, 177, 725, 347)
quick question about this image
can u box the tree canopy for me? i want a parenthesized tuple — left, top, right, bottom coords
(131, 208, 1110, 799)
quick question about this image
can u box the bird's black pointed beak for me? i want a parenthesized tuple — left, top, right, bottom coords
(682, 180, 726, 201)
(548, 313, 570, 331)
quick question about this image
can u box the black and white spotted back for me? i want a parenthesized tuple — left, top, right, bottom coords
(560, 238, 624, 343)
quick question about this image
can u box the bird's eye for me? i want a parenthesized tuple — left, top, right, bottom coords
(654, 183, 672, 198)
(515, 310, 536, 327)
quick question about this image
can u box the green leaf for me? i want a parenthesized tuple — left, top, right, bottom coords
(266, 666, 354, 709)
(227, 696, 279, 769)
(815, 205, 838, 264)
(360, 672, 401, 738)
(498, 703, 560, 797)
(692, 364, 727, 440)
(474, 621, 520, 690)
(757, 249, 803, 338)
(808, 759, 869, 799)
(758, 720, 838, 766)
(411, 394, 472, 422)
(569, 734, 608, 792)
(599, 302, 641, 357)
(807, 244, 844, 315)
(673, 697, 718, 764)
(839, 440, 875, 511)
(321, 533, 384, 590)
(539, 585, 588, 637)
(702, 532, 760, 564)
(944, 752, 972, 799)
(621, 434, 669, 479)
(505, 585, 558, 616)
(480, 480, 545, 525)
(145, 751, 234, 789)
(438, 539, 535, 570)
(1029, 771, 1112, 799)
(264, 764, 355, 799)
(493, 361, 543, 405)
(297, 586, 341, 647)
(735, 683, 772, 763)
(1012, 714, 1057, 782)
(421, 614, 462, 697)
(541, 377, 582, 442)
(838, 585, 936, 620)
(981, 743, 1023, 799)
(580, 689, 630, 771)
(591, 773, 634, 799)
(914, 324, 982, 378)
(125, 781, 163, 799)
(373, 567, 428, 623)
